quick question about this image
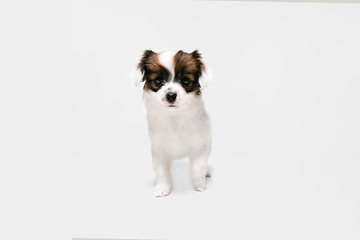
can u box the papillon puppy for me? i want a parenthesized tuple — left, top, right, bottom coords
(131, 49, 212, 197)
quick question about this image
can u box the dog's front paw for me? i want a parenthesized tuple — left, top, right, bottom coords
(194, 178, 206, 192)
(153, 185, 171, 197)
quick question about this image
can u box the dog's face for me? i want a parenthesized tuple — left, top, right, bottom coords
(131, 50, 210, 109)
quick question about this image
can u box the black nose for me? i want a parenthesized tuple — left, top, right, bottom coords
(166, 92, 177, 103)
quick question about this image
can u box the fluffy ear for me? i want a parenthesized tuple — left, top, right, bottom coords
(130, 50, 156, 87)
(191, 50, 212, 90)
(199, 65, 212, 90)
(130, 65, 144, 87)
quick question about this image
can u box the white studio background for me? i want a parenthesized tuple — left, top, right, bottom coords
(0, 1, 70, 240)
(72, 1, 360, 240)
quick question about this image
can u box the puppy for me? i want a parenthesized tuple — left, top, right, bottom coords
(131, 49, 212, 197)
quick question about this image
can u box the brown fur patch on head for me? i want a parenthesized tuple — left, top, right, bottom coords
(174, 50, 204, 95)
(137, 50, 171, 92)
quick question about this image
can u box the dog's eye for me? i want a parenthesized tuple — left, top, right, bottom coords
(154, 77, 162, 85)
(182, 78, 190, 85)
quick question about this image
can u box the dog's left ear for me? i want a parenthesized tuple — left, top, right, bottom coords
(191, 50, 212, 90)
(199, 64, 212, 90)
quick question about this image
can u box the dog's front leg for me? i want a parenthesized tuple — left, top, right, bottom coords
(152, 156, 172, 197)
(189, 152, 209, 192)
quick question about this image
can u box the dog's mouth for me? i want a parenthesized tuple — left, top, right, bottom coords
(168, 104, 176, 107)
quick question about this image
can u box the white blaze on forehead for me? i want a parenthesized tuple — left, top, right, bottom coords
(158, 50, 175, 80)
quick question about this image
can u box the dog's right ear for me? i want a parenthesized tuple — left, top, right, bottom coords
(130, 65, 144, 87)
(130, 50, 156, 87)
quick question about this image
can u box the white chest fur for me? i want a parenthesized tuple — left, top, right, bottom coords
(144, 93, 211, 160)
(147, 109, 211, 160)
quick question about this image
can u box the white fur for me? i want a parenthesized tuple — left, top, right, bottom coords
(199, 65, 212, 90)
(158, 50, 175, 78)
(132, 50, 212, 197)
(130, 65, 144, 87)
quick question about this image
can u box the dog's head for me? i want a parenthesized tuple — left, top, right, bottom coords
(131, 50, 211, 109)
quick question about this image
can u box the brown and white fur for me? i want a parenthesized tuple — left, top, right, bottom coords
(131, 49, 212, 197)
